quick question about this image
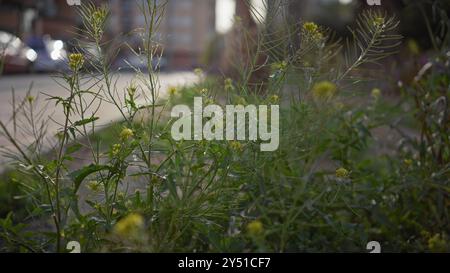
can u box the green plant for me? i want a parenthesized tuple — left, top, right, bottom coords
(0, 0, 448, 253)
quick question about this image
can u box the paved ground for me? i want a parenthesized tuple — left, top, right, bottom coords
(0, 72, 197, 168)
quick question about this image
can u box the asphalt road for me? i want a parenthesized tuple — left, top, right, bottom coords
(0, 72, 197, 167)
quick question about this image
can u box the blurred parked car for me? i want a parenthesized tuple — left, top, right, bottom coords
(26, 35, 68, 72)
(0, 31, 36, 74)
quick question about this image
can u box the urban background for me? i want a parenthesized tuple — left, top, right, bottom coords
(0, 0, 449, 253)
(0, 0, 440, 73)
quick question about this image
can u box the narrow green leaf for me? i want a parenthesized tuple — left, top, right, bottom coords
(69, 164, 110, 193)
(66, 143, 82, 154)
(73, 117, 99, 127)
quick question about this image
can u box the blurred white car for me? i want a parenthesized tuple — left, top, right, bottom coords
(26, 35, 68, 72)
(0, 31, 36, 73)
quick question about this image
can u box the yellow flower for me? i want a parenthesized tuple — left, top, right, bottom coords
(26, 95, 35, 104)
(235, 97, 247, 106)
(247, 220, 264, 236)
(112, 144, 122, 156)
(194, 68, 203, 76)
(117, 192, 125, 199)
(428, 233, 448, 253)
(87, 180, 102, 192)
(303, 22, 319, 33)
(269, 95, 279, 104)
(200, 88, 208, 96)
(90, 6, 108, 37)
(120, 128, 134, 141)
(336, 167, 350, 178)
(271, 61, 287, 71)
(93, 10, 106, 23)
(204, 97, 215, 105)
(113, 213, 144, 237)
(312, 81, 337, 101)
(68, 53, 84, 71)
(230, 141, 243, 152)
(168, 86, 178, 96)
(403, 159, 413, 166)
(303, 22, 323, 41)
(371, 88, 381, 99)
(373, 17, 385, 27)
(224, 78, 233, 91)
(407, 39, 420, 55)
(127, 85, 137, 97)
(94, 203, 102, 211)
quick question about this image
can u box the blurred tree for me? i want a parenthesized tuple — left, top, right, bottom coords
(287, 0, 304, 22)
(236, 0, 257, 28)
(286, 0, 305, 56)
(220, 0, 270, 92)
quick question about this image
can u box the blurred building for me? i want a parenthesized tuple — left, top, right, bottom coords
(0, 0, 84, 41)
(165, 0, 216, 68)
(109, 0, 216, 69)
(0, 0, 216, 70)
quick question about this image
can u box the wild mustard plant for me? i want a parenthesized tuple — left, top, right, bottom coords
(312, 81, 337, 101)
(0, 0, 448, 253)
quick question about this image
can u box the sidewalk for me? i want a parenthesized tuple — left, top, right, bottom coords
(0, 72, 198, 169)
